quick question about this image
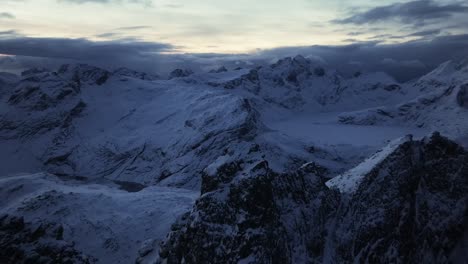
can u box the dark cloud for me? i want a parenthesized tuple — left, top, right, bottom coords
(1, 34, 467, 82)
(0, 36, 177, 74)
(0, 12, 15, 19)
(407, 29, 441, 37)
(334, 0, 468, 26)
(0, 36, 223, 76)
(255, 34, 468, 81)
(0, 37, 172, 60)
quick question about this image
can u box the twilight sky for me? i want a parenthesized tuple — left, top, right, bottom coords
(1, 0, 468, 80)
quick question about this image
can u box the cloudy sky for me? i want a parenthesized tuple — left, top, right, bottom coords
(1, 0, 468, 80)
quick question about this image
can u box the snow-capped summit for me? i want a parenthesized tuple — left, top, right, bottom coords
(418, 59, 468, 86)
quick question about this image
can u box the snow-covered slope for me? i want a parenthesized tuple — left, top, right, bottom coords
(198, 55, 409, 113)
(0, 64, 265, 188)
(338, 60, 468, 138)
(326, 135, 411, 193)
(0, 173, 197, 264)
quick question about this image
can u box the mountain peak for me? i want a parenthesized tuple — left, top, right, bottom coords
(57, 64, 111, 86)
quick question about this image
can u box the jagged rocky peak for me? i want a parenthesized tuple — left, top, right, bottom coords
(7, 70, 81, 111)
(0, 214, 95, 263)
(159, 132, 467, 263)
(159, 159, 339, 263)
(113, 67, 160, 81)
(57, 63, 111, 86)
(270, 55, 325, 76)
(169, 68, 194, 79)
(333, 132, 468, 263)
(263, 55, 329, 88)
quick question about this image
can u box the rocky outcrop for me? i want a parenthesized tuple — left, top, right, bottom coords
(0, 214, 94, 264)
(159, 160, 339, 263)
(159, 133, 468, 263)
(169, 69, 194, 79)
(333, 132, 468, 263)
(209, 66, 228, 73)
(0, 71, 84, 140)
(58, 64, 110, 86)
(457, 83, 468, 108)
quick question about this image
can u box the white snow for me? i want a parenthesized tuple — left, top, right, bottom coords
(0, 173, 198, 264)
(326, 136, 411, 193)
(205, 155, 232, 176)
(266, 112, 427, 147)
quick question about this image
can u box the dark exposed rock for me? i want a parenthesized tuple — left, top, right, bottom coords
(113, 67, 159, 80)
(58, 64, 111, 86)
(314, 67, 325, 77)
(384, 84, 401, 91)
(209, 66, 228, 73)
(159, 133, 468, 263)
(0, 214, 95, 264)
(159, 161, 339, 263)
(21, 68, 49, 77)
(169, 69, 194, 79)
(223, 70, 260, 93)
(334, 132, 468, 263)
(457, 83, 468, 107)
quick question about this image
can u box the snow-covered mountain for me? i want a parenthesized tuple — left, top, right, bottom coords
(159, 133, 467, 263)
(338, 60, 468, 137)
(0, 57, 467, 263)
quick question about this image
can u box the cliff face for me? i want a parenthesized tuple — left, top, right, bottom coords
(160, 161, 339, 263)
(334, 132, 468, 263)
(159, 133, 468, 263)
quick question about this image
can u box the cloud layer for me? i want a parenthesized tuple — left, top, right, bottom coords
(334, 0, 468, 26)
(1, 33, 468, 81)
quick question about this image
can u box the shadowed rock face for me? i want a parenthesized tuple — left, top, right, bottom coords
(169, 69, 194, 79)
(334, 132, 468, 263)
(457, 83, 468, 108)
(0, 215, 95, 264)
(159, 133, 468, 264)
(159, 160, 339, 263)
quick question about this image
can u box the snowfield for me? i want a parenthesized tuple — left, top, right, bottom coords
(0, 173, 198, 264)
